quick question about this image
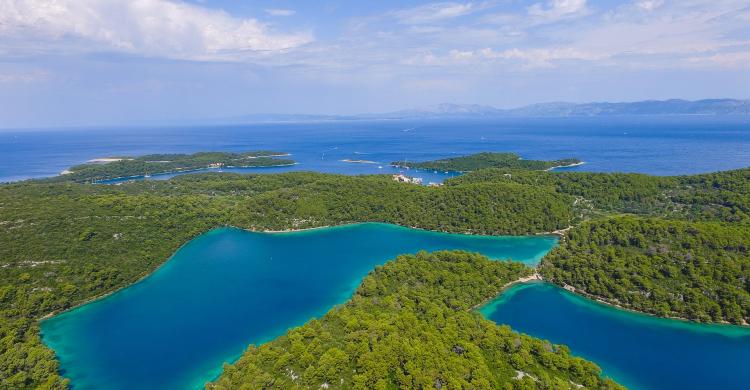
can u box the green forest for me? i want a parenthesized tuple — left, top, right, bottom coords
(446, 167, 750, 222)
(540, 217, 750, 324)
(391, 152, 581, 172)
(2, 152, 750, 388)
(0, 172, 574, 389)
(49, 151, 295, 183)
(210, 251, 623, 390)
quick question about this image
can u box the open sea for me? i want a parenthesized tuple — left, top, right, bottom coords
(2, 116, 750, 183)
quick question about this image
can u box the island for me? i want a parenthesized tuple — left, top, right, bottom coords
(391, 152, 582, 172)
(52, 151, 295, 183)
(2, 151, 749, 389)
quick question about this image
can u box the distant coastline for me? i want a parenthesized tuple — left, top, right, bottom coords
(94, 163, 298, 184)
(545, 161, 586, 171)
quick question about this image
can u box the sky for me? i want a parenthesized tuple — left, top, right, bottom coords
(0, 0, 749, 127)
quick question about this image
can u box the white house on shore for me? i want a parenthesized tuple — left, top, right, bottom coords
(392, 174, 423, 185)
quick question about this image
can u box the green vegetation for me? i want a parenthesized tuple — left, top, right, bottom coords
(448, 166, 750, 325)
(446, 167, 750, 222)
(210, 251, 623, 390)
(540, 217, 750, 325)
(3, 150, 750, 389)
(392, 152, 581, 172)
(0, 172, 574, 389)
(49, 151, 295, 183)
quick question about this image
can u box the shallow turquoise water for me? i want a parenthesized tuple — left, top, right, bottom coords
(41, 223, 556, 390)
(480, 282, 750, 390)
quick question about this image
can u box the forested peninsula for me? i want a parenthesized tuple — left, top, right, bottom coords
(211, 251, 622, 390)
(2, 151, 750, 388)
(51, 151, 295, 183)
(391, 152, 582, 172)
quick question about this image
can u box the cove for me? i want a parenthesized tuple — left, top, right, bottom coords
(40, 223, 557, 390)
(480, 282, 750, 390)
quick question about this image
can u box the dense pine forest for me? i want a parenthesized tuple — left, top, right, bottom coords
(48, 151, 295, 183)
(541, 217, 750, 325)
(210, 251, 623, 390)
(0, 172, 573, 389)
(2, 152, 750, 389)
(392, 152, 581, 172)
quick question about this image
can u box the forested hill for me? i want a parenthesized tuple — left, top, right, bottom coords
(0, 172, 573, 389)
(541, 217, 750, 325)
(4, 157, 750, 388)
(449, 166, 750, 325)
(391, 152, 581, 172)
(211, 251, 624, 390)
(446, 167, 750, 223)
(48, 151, 295, 183)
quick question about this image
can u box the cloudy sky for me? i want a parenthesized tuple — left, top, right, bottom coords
(1, 0, 749, 127)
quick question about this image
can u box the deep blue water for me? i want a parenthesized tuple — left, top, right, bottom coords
(41, 223, 557, 390)
(480, 282, 750, 390)
(3, 116, 750, 183)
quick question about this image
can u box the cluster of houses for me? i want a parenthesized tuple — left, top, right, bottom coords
(392, 174, 443, 187)
(392, 174, 423, 184)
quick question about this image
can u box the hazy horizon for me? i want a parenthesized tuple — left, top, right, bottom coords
(1, 0, 749, 127)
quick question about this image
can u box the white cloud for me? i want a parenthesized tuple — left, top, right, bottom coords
(480, 47, 604, 67)
(393, 2, 481, 24)
(634, 0, 664, 12)
(265, 8, 296, 17)
(405, 46, 604, 68)
(0, 70, 51, 83)
(527, 0, 589, 23)
(687, 51, 750, 67)
(0, 0, 312, 61)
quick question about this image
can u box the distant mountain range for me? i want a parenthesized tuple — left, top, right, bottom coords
(368, 99, 750, 119)
(225, 99, 750, 123)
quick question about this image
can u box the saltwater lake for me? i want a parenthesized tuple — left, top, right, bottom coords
(3, 116, 750, 183)
(41, 223, 557, 390)
(480, 282, 750, 390)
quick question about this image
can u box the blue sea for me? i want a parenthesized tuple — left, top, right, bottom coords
(2, 116, 750, 183)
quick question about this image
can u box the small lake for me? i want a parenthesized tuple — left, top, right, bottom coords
(480, 282, 750, 390)
(41, 223, 557, 390)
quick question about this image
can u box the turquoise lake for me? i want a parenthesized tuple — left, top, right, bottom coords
(41, 223, 557, 390)
(480, 282, 750, 390)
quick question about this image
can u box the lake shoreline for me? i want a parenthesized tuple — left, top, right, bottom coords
(477, 272, 750, 328)
(39, 222, 555, 322)
(550, 280, 750, 327)
(40, 224, 554, 389)
(471, 272, 543, 311)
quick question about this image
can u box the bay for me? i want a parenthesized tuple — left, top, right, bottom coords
(480, 282, 750, 390)
(41, 223, 557, 390)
